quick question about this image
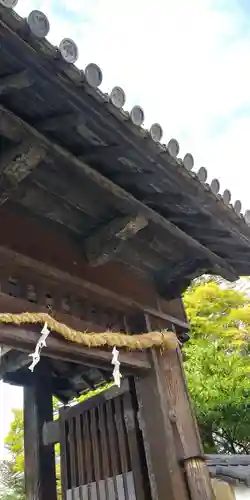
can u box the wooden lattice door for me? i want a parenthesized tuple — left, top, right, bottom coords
(59, 380, 151, 500)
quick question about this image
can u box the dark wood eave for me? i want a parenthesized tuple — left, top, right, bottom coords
(0, 6, 250, 297)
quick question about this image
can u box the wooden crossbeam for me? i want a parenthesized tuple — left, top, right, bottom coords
(0, 324, 151, 373)
(84, 214, 148, 266)
(0, 245, 190, 330)
(0, 105, 238, 282)
(0, 140, 46, 205)
(0, 70, 33, 95)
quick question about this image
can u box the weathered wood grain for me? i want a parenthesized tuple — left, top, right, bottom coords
(24, 359, 57, 500)
(0, 140, 46, 205)
(84, 214, 148, 266)
(0, 105, 238, 284)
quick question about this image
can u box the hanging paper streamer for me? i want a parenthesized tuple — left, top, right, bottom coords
(28, 322, 50, 372)
(112, 346, 122, 387)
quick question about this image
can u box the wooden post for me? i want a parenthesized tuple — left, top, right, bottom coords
(24, 359, 57, 500)
(135, 350, 189, 500)
(134, 314, 215, 500)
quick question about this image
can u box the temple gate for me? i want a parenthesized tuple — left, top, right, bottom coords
(1, 3, 250, 500)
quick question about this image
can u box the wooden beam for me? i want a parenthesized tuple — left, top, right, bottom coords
(156, 257, 211, 299)
(0, 324, 151, 372)
(0, 105, 238, 281)
(24, 359, 57, 500)
(0, 15, 248, 251)
(0, 244, 190, 330)
(84, 214, 148, 266)
(0, 70, 33, 95)
(0, 140, 46, 205)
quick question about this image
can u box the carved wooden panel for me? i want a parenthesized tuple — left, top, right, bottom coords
(0, 274, 126, 332)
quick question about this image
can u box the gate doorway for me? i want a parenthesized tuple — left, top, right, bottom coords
(59, 380, 151, 500)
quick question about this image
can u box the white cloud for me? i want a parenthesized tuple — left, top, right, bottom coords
(14, 0, 250, 210)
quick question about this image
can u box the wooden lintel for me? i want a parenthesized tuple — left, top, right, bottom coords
(0, 324, 151, 372)
(0, 105, 238, 281)
(0, 244, 190, 330)
(0, 70, 33, 95)
(84, 214, 148, 266)
(0, 140, 46, 205)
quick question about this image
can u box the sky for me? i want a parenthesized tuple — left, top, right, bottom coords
(1, 0, 250, 456)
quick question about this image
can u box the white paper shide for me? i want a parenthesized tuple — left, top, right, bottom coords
(111, 346, 122, 387)
(28, 322, 50, 372)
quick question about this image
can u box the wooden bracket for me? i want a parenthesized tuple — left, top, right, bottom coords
(0, 140, 46, 205)
(84, 214, 148, 266)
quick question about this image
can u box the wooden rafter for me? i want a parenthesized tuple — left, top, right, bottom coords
(0, 12, 249, 250)
(0, 105, 238, 282)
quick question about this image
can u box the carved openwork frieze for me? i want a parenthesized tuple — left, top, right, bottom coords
(0, 274, 126, 332)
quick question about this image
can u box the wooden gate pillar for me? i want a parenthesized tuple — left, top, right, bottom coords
(135, 314, 215, 500)
(24, 359, 57, 500)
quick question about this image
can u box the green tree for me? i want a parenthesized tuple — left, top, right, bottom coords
(183, 278, 250, 453)
(0, 409, 25, 500)
(0, 460, 24, 500)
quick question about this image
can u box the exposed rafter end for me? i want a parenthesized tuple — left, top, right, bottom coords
(84, 214, 148, 266)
